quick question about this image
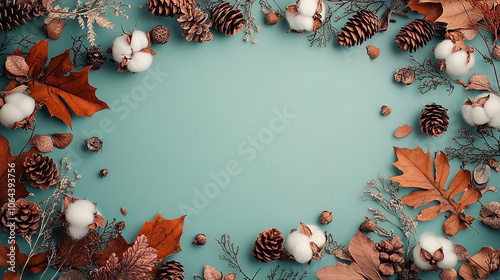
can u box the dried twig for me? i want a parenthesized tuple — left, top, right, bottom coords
(445, 127, 500, 167)
(0, 33, 37, 56)
(266, 265, 307, 280)
(408, 55, 454, 94)
(217, 234, 260, 280)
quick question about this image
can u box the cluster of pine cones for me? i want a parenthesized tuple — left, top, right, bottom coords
(145, 0, 245, 43)
(337, 9, 435, 52)
(0, 0, 44, 31)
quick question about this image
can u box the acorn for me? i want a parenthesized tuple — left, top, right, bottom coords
(265, 12, 279, 25)
(43, 19, 67, 40)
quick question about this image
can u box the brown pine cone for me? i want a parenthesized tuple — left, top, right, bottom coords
(210, 2, 246, 36)
(252, 228, 285, 263)
(395, 19, 434, 52)
(24, 154, 60, 190)
(376, 236, 405, 276)
(158, 260, 184, 280)
(337, 9, 380, 47)
(86, 46, 107, 70)
(419, 103, 449, 137)
(1, 198, 40, 236)
(0, 0, 39, 31)
(178, 7, 213, 43)
(145, 0, 197, 17)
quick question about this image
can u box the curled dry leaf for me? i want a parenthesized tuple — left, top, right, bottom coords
(465, 74, 495, 92)
(379, 9, 392, 31)
(120, 206, 128, 216)
(329, 248, 354, 262)
(479, 201, 500, 229)
(51, 133, 73, 149)
(395, 124, 413, 138)
(458, 262, 478, 280)
(5, 55, 29, 77)
(366, 45, 380, 59)
(299, 222, 313, 237)
(453, 244, 469, 261)
(459, 246, 500, 279)
(439, 269, 457, 280)
(204, 265, 222, 280)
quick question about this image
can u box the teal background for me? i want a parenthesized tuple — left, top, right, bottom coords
(0, 1, 499, 279)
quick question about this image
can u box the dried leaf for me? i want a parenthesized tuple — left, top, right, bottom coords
(454, 244, 469, 261)
(379, 9, 392, 31)
(316, 263, 365, 279)
(0, 135, 38, 205)
(136, 213, 185, 262)
(458, 28, 478, 40)
(479, 201, 500, 229)
(300, 222, 313, 237)
(0, 243, 48, 274)
(390, 146, 482, 236)
(3, 272, 20, 280)
(458, 262, 479, 280)
(366, 45, 380, 59)
(55, 233, 98, 270)
(466, 246, 500, 279)
(286, 5, 298, 13)
(57, 270, 87, 280)
(331, 248, 355, 262)
(348, 230, 387, 280)
(7, 40, 109, 128)
(89, 235, 158, 280)
(223, 273, 236, 280)
(93, 235, 131, 266)
(204, 265, 222, 280)
(407, 0, 443, 22)
(5, 55, 29, 77)
(465, 74, 494, 92)
(395, 124, 413, 138)
(51, 133, 73, 149)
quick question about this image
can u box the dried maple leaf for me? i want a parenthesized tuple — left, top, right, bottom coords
(0, 135, 38, 205)
(316, 263, 366, 279)
(6, 40, 109, 128)
(407, 0, 443, 22)
(0, 243, 48, 274)
(89, 235, 158, 280)
(136, 213, 185, 262)
(55, 233, 98, 270)
(391, 146, 482, 236)
(93, 234, 131, 266)
(459, 246, 500, 279)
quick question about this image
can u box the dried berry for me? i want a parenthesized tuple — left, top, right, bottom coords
(100, 168, 109, 178)
(319, 210, 333, 225)
(43, 18, 67, 40)
(265, 12, 279, 25)
(151, 25, 170, 44)
(120, 206, 128, 216)
(381, 105, 391, 116)
(395, 68, 414, 85)
(193, 233, 207, 245)
(359, 216, 376, 233)
(84, 136, 103, 153)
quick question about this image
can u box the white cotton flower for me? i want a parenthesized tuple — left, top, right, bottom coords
(297, 0, 319, 17)
(112, 34, 132, 63)
(285, 231, 310, 255)
(65, 199, 96, 228)
(292, 242, 314, 263)
(445, 50, 475, 77)
(471, 106, 490, 125)
(126, 52, 154, 73)
(130, 30, 149, 52)
(68, 226, 89, 240)
(413, 232, 458, 270)
(286, 1, 325, 32)
(0, 91, 36, 128)
(307, 224, 326, 247)
(285, 223, 327, 264)
(461, 105, 474, 126)
(413, 244, 431, 270)
(462, 93, 500, 127)
(482, 93, 500, 127)
(434, 40, 454, 60)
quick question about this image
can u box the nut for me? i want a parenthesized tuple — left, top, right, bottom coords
(84, 137, 103, 153)
(193, 233, 207, 245)
(395, 68, 414, 85)
(359, 216, 376, 233)
(43, 19, 67, 40)
(366, 45, 380, 59)
(266, 12, 279, 25)
(381, 105, 391, 116)
(151, 25, 170, 44)
(319, 210, 333, 225)
(99, 169, 109, 178)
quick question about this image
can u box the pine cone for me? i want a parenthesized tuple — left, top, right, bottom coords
(178, 7, 213, 43)
(24, 154, 60, 190)
(419, 103, 449, 137)
(210, 2, 246, 36)
(337, 9, 380, 47)
(252, 228, 285, 263)
(395, 19, 434, 52)
(376, 237, 405, 276)
(145, 0, 197, 17)
(159, 260, 184, 280)
(87, 46, 107, 70)
(0, 0, 39, 31)
(1, 198, 40, 236)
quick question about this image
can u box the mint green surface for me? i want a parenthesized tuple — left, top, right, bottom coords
(0, 2, 499, 279)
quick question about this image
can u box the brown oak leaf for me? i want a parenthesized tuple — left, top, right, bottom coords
(316, 263, 366, 279)
(348, 230, 387, 280)
(391, 146, 482, 236)
(459, 246, 500, 279)
(0, 135, 38, 205)
(407, 0, 443, 22)
(0, 243, 48, 274)
(88, 235, 158, 280)
(136, 213, 185, 262)
(6, 40, 109, 128)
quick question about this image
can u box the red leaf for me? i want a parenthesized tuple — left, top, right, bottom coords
(55, 233, 98, 270)
(93, 235, 132, 266)
(136, 213, 185, 262)
(3, 272, 20, 280)
(0, 243, 48, 274)
(0, 135, 38, 205)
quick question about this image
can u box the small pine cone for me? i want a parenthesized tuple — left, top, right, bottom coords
(145, 0, 198, 17)
(252, 228, 285, 263)
(395, 19, 434, 52)
(158, 260, 185, 280)
(24, 154, 60, 190)
(337, 9, 380, 47)
(178, 8, 213, 43)
(86, 46, 107, 70)
(419, 103, 449, 137)
(210, 2, 246, 36)
(1, 198, 40, 236)
(0, 0, 38, 31)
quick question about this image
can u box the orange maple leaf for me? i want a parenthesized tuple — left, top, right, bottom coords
(136, 213, 185, 262)
(7, 40, 108, 128)
(93, 234, 131, 266)
(407, 0, 443, 22)
(391, 146, 482, 236)
(0, 243, 48, 274)
(0, 135, 38, 205)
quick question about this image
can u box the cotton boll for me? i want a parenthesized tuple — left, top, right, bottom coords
(0, 103, 25, 128)
(130, 30, 149, 52)
(65, 200, 96, 228)
(5, 92, 35, 116)
(462, 105, 474, 126)
(418, 232, 442, 253)
(438, 252, 458, 269)
(286, 13, 314, 32)
(126, 52, 153, 73)
(307, 224, 326, 247)
(285, 231, 310, 255)
(446, 50, 474, 77)
(471, 106, 490, 125)
(434, 40, 454, 59)
(68, 226, 89, 240)
(413, 244, 431, 270)
(112, 35, 132, 63)
(291, 242, 313, 263)
(438, 237, 454, 254)
(488, 115, 500, 127)
(483, 94, 500, 120)
(297, 0, 319, 17)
